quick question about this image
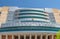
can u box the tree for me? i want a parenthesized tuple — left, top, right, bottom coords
(56, 31, 60, 39)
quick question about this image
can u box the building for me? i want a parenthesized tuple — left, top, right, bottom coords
(0, 6, 60, 39)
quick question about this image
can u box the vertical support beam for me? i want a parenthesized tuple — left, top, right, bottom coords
(12, 35, 14, 39)
(35, 34, 37, 39)
(0, 35, 2, 39)
(40, 34, 42, 39)
(24, 35, 26, 39)
(46, 34, 48, 39)
(30, 34, 31, 39)
(52, 35, 54, 39)
(18, 35, 20, 39)
(6, 35, 8, 39)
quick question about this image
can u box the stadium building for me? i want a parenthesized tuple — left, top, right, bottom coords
(0, 6, 60, 39)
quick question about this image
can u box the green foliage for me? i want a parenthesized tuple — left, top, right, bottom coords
(56, 31, 60, 39)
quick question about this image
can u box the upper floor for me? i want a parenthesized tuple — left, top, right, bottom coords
(0, 6, 60, 27)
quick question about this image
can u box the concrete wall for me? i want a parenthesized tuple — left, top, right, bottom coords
(52, 9, 60, 24)
(0, 7, 9, 27)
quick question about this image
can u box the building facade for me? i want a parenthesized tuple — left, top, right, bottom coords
(0, 6, 60, 39)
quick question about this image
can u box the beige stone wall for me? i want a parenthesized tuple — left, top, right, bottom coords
(0, 7, 9, 27)
(52, 9, 60, 24)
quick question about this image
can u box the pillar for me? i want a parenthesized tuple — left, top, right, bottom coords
(30, 34, 31, 39)
(24, 35, 26, 39)
(12, 35, 14, 39)
(18, 35, 20, 39)
(0, 35, 2, 39)
(6, 35, 8, 39)
(52, 35, 54, 39)
(35, 34, 37, 39)
(40, 34, 42, 39)
(46, 35, 48, 39)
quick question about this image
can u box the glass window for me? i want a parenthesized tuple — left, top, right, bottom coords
(26, 35, 29, 39)
(8, 35, 12, 39)
(48, 35, 52, 39)
(2, 35, 6, 39)
(48, 13, 56, 22)
(37, 35, 40, 39)
(20, 10, 44, 12)
(0, 12, 1, 14)
(31, 35, 35, 39)
(20, 35, 24, 39)
(42, 35, 46, 39)
(0, 12, 1, 16)
(14, 35, 18, 39)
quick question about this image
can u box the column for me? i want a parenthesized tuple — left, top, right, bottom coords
(30, 34, 31, 39)
(6, 35, 8, 39)
(40, 34, 42, 39)
(18, 35, 20, 39)
(24, 35, 26, 39)
(52, 35, 54, 39)
(35, 34, 37, 39)
(12, 35, 14, 39)
(46, 35, 48, 39)
(0, 35, 2, 39)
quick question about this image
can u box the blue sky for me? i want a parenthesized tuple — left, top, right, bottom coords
(0, 0, 60, 9)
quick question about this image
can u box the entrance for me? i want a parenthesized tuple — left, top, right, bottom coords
(14, 35, 18, 39)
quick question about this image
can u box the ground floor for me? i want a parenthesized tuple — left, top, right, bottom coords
(0, 31, 57, 39)
(0, 26, 59, 39)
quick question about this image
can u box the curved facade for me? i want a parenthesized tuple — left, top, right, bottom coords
(15, 9, 49, 22)
(0, 7, 60, 39)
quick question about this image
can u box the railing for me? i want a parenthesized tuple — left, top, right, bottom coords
(1, 21, 60, 28)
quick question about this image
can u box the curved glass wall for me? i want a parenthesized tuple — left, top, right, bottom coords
(14, 9, 49, 22)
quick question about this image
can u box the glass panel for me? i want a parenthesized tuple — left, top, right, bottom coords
(8, 35, 12, 39)
(42, 35, 46, 39)
(2, 35, 6, 39)
(54, 35, 56, 39)
(14, 35, 18, 39)
(20, 10, 44, 12)
(37, 35, 40, 39)
(26, 35, 29, 39)
(48, 35, 52, 39)
(0, 12, 1, 14)
(20, 35, 24, 39)
(31, 35, 35, 39)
